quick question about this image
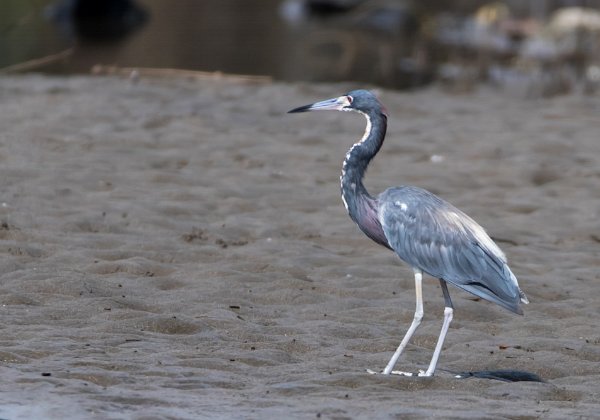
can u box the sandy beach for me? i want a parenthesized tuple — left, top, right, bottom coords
(0, 74, 599, 418)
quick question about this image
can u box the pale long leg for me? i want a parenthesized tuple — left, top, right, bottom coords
(382, 268, 424, 375)
(421, 279, 454, 377)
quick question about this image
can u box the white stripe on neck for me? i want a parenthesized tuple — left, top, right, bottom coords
(340, 111, 372, 212)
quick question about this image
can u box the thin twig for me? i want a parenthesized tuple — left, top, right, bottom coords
(0, 48, 75, 74)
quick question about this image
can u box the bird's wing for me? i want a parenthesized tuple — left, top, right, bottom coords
(377, 186, 523, 314)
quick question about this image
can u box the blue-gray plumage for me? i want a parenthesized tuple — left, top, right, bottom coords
(288, 89, 528, 377)
(378, 186, 525, 315)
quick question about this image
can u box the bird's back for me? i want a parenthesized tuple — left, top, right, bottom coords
(377, 186, 527, 314)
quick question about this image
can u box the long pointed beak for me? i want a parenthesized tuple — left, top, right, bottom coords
(288, 97, 345, 113)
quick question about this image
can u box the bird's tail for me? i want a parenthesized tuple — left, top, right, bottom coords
(451, 260, 527, 315)
(518, 287, 529, 304)
(508, 267, 529, 305)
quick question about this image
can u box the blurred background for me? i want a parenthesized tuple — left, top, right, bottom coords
(2, 0, 600, 96)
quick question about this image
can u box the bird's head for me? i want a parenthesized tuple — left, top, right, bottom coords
(288, 89, 387, 116)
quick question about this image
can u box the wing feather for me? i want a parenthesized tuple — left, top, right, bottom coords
(377, 186, 525, 314)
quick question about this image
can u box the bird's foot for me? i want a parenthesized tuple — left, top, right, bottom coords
(367, 368, 430, 377)
(393, 369, 432, 377)
(391, 370, 417, 376)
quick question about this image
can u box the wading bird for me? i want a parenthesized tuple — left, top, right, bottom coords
(288, 90, 528, 377)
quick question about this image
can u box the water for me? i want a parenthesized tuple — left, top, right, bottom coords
(2, 1, 600, 92)
(0, 0, 427, 88)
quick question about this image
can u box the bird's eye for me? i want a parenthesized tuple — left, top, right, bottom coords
(346, 96, 353, 104)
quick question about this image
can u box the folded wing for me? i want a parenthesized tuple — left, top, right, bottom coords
(378, 186, 526, 314)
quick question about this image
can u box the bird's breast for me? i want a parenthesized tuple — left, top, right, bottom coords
(354, 198, 392, 249)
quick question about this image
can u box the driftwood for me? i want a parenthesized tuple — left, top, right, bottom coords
(0, 48, 272, 85)
(91, 65, 272, 84)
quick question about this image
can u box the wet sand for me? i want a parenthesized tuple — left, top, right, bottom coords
(0, 74, 599, 418)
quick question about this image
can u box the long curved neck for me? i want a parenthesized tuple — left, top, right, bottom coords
(340, 110, 390, 248)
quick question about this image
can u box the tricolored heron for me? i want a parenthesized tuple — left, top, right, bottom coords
(288, 90, 528, 377)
